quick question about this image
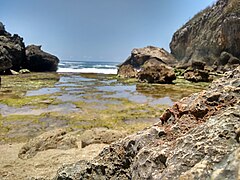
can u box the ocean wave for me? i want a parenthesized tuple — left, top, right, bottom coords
(93, 65, 117, 68)
(57, 68, 118, 74)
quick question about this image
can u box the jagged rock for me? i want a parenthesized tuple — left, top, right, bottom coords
(117, 64, 138, 78)
(0, 25, 26, 73)
(184, 69, 210, 82)
(55, 66, 240, 179)
(170, 0, 240, 68)
(25, 45, 59, 72)
(18, 129, 78, 159)
(0, 22, 5, 35)
(118, 46, 177, 78)
(80, 128, 127, 148)
(137, 59, 176, 83)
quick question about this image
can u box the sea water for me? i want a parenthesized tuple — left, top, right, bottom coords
(57, 60, 119, 74)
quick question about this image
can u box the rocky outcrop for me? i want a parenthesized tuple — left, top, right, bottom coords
(55, 64, 240, 179)
(25, 45, 59, 72)
(182, 61, 211, 82)
(0, 28, 26, 72)
(18, 129, 78, 159)
(0, 22, 59, 74)
(138, 59, 176, 83)
(118, 46, 177, 84)
(170, 0, 240, 68)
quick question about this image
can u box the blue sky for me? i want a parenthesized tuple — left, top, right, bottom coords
(0, 0, 216, 62)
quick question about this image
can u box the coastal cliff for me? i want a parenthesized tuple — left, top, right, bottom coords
(170, 0, 240, 67)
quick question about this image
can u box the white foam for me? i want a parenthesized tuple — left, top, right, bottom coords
(57, 68, 118, 74)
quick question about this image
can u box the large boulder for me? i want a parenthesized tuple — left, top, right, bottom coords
(170, 0, 240, 68)
(55, 66, 240, 179)
(137, 59, 176, 83)
(0, 22, 26, 73)
(118, 46, 177, 78)
(25, 45, 59, 72)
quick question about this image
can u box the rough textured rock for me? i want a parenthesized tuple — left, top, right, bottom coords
(25, 45, 59, 72)
(0, 23, 26, 72)
(118, 46, 177, 78)
(80, 128, 127, 148)
(184, 69, 210, 82)
(117, 64, 138, 78)
(18, 129, 78, 159)
(170, 0, 240, 67)
(55, 65, 240, 179)
(137, 59, 176, 83)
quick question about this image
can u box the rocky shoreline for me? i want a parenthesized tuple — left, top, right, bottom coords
(0, 0, 239, 179)
(0, 22, 59, 75)
(55, 66, 240, 180)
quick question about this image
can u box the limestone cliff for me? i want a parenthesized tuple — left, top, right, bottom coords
(170, 0, 240, 66)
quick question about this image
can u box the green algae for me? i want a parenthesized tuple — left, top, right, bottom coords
(0, 72, 210, 144)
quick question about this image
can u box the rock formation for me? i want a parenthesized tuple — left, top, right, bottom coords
(0, 22, 59, 74)
(55, 66, 240, 179)
(0, 27, 26, 73)
(118, 46, 177, 83)
(138, 59, 176, 83)
(18, 129, 78, 159)
(25, 45, 59, 72)
(170, 0, 240, 68)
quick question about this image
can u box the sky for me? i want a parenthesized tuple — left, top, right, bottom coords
(0, 0, 216, 62)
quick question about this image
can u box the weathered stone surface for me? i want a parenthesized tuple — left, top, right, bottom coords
(0, 27, 26, 72)
(184, 69, 210, 82)
(117, 64, 137, 78)
(170, 0, 240, 67)
(25, 45, 59, 72)
(137, 59, 176, 83)
(118, 46, 177, 78)
(19, 129, 78, 159)
(55, 64, 240, 179)
(80, 128, 127, 148)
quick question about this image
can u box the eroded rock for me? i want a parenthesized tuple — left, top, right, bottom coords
(25, 45, 59, 72)
(18, 129, 78, 159)
(80, 128, 127, 148)
(170, 0, 240, 69)
(118, 46, 177, 79)
(137, 59, 176, 83)
(0, 26, 26, 73)
(55, 65, 240, 179)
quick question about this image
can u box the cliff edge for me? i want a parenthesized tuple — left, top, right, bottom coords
(170, 0, 240, 67)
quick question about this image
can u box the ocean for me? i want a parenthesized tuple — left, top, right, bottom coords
(57, 60, 120, 74)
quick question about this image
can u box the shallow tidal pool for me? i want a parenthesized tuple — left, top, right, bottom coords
(0, 72, 209, 143)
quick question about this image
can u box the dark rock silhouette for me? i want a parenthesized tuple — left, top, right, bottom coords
(0, 23, 26, 73)
(0, 22, 59, 74)
(25, 45, 59, 72)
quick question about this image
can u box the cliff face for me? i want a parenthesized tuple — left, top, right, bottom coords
(170, 0, 240, 65)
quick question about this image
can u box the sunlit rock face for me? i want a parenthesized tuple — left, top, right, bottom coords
(170, 0, 240, 68)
